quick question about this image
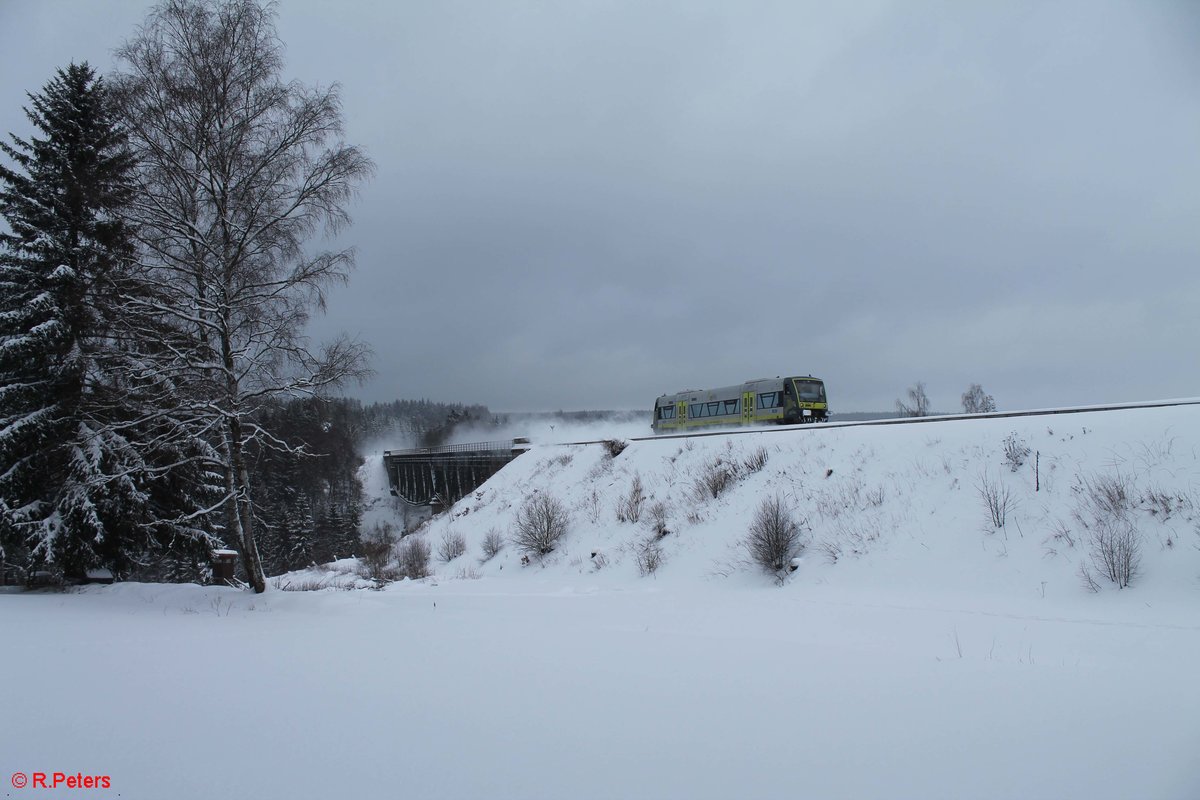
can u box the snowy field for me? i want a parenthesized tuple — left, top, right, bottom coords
(4, 404, 1200, 799)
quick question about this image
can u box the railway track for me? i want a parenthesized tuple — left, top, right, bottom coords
(556, 397, 1200, 447)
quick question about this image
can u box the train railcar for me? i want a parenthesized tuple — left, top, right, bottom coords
(651, 376, 828, 433)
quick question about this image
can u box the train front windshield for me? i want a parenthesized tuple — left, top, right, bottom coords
(794, 380, 825, 402)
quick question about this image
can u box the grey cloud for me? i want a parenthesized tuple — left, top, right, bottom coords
(3, 0, 1198, 412)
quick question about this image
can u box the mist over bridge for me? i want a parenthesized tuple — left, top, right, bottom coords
(383, 439, 531, 511)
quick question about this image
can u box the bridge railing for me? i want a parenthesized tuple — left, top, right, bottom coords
(384, 437, 531, 458)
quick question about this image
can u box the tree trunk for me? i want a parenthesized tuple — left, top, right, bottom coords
(227, 417, 266, 593)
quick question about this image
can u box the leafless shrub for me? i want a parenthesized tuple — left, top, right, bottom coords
(1086, 517, 1142, 589)
(636, 541, 664, 576)
(437, 531, 467, 563)
(1002, 432, 1030, 472)
(977, 472, 1014, 528)
(744, 494, 807, 579)
(397, 537, 431, 580)
(480, 528, 505, 562)
(590, 550, 609, 571)
(694, 456, 742, 501)
(579, 487, 604, 523)
(1140, 485, 1190, 519)
(817, 539, 842, 564)
(1074, 472, 1133, 521)
(646, 501, 670, 538)
(552, 452, 574, 467)
(602, 439, 628, 458)
(616, 474, 646, 523)
(742, 446, 769, 473)
(454, 566, 482, 580)
(359, 522, 396, 582)
(865, 485, 886, 507)
(511, 493, 570, 557)
(273, 576, 356, 592)
(1078, 561, 1101, 593)
(1047, 519, 1077, 550)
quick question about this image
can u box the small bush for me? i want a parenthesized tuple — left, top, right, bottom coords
(636, 541, 664, 576)
(480, 528, 505, 561)
(977, 472, 1014, 528)
(1047, 519, 1077, 550)
(1086, 517, 1142, 589)
(616, 474, 646, 523)
(359, 522, 396, 582)
(437, 531, 467, 563)
(1003, 432, 1030, 472)
(816, 539, 842, 564)
(1078, 561, 1101, 593)
(645, 501, 670, 538)
(602, 439, 628, 458)
(694, 457, 741, 501)
(742, 446, 769, 473)
(398, 537, 431, 580)
(512, 493, 570, 557)
(1076, 472, 1133, 519)
(1140, 486, 1187, 518)
(744, 495, 806, 578)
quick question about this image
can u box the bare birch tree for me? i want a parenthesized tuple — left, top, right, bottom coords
(115, 0, 373, 591)
(961, 383, 996, 414)
(896, 381, 931, 418)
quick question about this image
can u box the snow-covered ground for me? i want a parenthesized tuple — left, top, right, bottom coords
(4, 404, 1199, 799)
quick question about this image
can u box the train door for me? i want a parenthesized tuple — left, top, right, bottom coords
(742, 391, 755, 425)
(676, 401, 687, 426)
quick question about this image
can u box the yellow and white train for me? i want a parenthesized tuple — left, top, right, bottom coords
(652, 376, 828, 433)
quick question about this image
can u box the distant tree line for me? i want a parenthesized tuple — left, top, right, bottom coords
(361, 400, 501, 448)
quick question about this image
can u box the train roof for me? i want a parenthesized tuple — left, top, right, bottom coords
(655, 375, 823, 404)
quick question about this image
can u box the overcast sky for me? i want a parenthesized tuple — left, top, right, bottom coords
(2, 0, 1198, 412)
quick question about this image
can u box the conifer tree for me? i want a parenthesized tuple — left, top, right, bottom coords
(0, 63, 223, 579)
(0, 63, 140, 576)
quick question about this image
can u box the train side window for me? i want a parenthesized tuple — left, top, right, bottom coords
(689, 403, 702, 418)
(724, 399, 739, 414)
(707, 402, 720, 417)
(757, 392, 779, 409)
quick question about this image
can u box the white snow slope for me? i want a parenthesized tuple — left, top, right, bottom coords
(3, 404, 1199, 800)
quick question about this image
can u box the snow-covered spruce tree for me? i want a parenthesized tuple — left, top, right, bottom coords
(0, 63, 208, 578)
(114, 0, 373, 592)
